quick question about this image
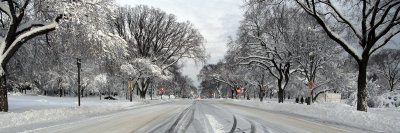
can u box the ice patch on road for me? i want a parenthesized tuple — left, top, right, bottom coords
(205, 114, 224, 133)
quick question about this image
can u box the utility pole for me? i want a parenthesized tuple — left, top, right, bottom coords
(77, 58, 81, 106)
(129, 78, 132, 102)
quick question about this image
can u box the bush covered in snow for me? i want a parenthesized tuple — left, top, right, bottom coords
(346, 92, 357, 106)
(346, 91, 399, 108)
(367, 92, 400, 108)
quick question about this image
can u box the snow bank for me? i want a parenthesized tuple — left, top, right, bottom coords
(367, 91, 400, 108)
(0, 102, 133, 129)
(222, 99, 400, 133)
(0, 95, 176, 129)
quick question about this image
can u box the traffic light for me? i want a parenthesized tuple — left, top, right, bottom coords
(236, 88, 241, 94)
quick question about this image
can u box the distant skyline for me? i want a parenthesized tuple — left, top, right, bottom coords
(116, 0, 245, 87)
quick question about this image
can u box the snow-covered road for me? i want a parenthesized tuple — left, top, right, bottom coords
(19, 101, 190, 133)
(4, 100, 376, 133)
(151, 100, 356, 133)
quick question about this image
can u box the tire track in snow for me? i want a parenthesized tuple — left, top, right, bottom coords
(229, 115, 237, 133)
(167, 106, 194, 133)
(248, 120, 256, 133)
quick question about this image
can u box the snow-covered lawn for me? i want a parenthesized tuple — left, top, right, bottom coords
(221, 98, 400, 133)
(0, 93, 176, 129)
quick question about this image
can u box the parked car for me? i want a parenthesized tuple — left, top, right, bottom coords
(104, 96, 117, 100)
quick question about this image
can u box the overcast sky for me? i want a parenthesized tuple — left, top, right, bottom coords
(115, 0, 245, 87)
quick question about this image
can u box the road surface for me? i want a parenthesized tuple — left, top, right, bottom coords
(3, 100, 373, 133)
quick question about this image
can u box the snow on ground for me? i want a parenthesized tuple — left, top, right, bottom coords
(220, 98, 400, 133)
(0, 93, 177, 129)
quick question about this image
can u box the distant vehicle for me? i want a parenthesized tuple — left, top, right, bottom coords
(104, 96, 117, 100)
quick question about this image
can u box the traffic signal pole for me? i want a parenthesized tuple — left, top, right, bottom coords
(77, 58, 81, 106)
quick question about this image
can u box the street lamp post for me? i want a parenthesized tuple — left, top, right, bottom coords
(77, 58, 81, 106)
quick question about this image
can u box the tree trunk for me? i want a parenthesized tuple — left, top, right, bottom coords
(278, 88, 284, 103)
(277, 78, 284, 103)
(129, 86, 133, 102)
(270, 91, 272, 99)
(259, 87, 264, 102)
(59, 87, 62, 97)
(357, 60, 368, 112)
(58, 79, 62, 97)
(284, 91, 286, 100)
(136, 87, 139, 96)
(389, 81, 394, 92)
(138, 80, 150, 99)
(108, 87, 111, 97)
(235, 90, 239, 99)
(140, 90, 146, 99)
(0, 74, 7, 112)
(231, 90, 234, 99)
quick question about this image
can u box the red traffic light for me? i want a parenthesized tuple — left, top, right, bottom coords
(236, 88, 241, 94)
(161, 88, 165, 92)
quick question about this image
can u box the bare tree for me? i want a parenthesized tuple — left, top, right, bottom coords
(0, 0, 119, 112)
(238, 3, 300, 103)
(291, 0, 400, 111)
(198, 62, 246, 99)
(371, 49, 400, 92)
(0, 0, 63, 112)
(111, 5, 206, 99)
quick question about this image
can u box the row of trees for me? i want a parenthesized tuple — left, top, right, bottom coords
(0, 0, 206, 112)
(198, 0, 399, 112)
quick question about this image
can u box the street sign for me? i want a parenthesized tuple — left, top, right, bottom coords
(308, 82, 314, 88)
(128, 81, 133, 88)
